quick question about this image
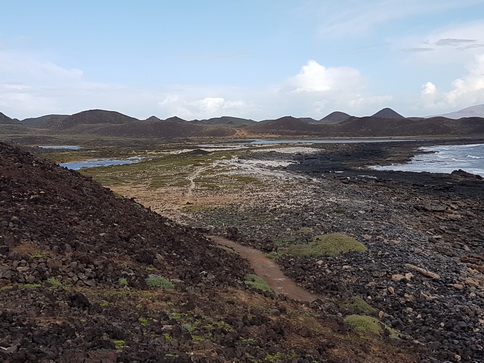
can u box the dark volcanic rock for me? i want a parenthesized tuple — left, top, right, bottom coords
(0, 141, 250, 288)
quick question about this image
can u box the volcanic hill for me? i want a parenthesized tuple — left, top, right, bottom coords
(321, 111, 351, 122)
(0, 113, 17, 124)
(371, 108, 404, 119)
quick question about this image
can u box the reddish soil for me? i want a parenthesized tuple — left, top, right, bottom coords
(209, 236, 319, 302)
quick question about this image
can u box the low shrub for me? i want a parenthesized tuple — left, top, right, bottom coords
(344, 314, 401, 339)
(145, 274, 174, 289)
(344, 315, 382, 334)
(343, 296, 377, 314)
(244, 274, 272, 292)
(281, 233, 367, 257)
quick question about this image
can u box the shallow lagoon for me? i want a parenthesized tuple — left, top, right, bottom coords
(60, 157, 143, 170)
(39, 145, 81, 150)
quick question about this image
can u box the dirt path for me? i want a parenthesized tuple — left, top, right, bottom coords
(208, 235, 320, 302)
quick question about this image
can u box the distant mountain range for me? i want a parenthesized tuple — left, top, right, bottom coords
(439, 104, 484, 119)
(1, 105, 484, 138)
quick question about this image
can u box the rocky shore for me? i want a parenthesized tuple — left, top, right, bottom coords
(184, 141, 484, 362)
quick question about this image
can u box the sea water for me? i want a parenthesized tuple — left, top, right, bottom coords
(60, 157, 143, 170)
(371, 144, 484, 177)
(39, 145, 81, 150)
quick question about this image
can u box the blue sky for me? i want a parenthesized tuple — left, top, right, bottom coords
(2, 0, 484, 120)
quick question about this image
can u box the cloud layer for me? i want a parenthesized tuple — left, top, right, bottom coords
(420, 55, 484, 110)
(1, 46, 393, 120)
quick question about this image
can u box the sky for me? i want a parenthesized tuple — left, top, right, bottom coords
(1, 0, 484, 120)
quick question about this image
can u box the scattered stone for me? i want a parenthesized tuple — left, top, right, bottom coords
(404, 264, 440, 279)
(452, 284, 465, 290)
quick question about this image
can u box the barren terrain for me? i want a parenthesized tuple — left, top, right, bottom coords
(86, 140, 484, 362)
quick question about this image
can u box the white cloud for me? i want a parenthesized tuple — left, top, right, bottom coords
(0, 49, 133, 118)
(274, 60, 391, 116)
(288, 60, 364, 93)
(156, 92, 251, 120)
(420, 55, 484, 110)
(0, 48, 390, 120)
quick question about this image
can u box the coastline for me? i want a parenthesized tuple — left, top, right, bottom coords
(172, 140, 484, 362)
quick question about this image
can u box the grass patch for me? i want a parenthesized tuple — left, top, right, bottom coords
(215, 245, 236, 254)
(297, 227, 313, 234)
(343, 296, 377, 315)
(138, 317, 149, 325)
(118, 277, 128, 287)
(344, 315, 382, 334)
(281, 233, 367, 257)
(145, 274, 174, 290)
(19, 283, 42, 289)
(113, 340, 125, 351)
(265, 252, 280, 259)
(231, 175, 262, 185)
(244, 274, 272, 292)
(47, 278, 67, 290)
(344, 314, 401, 339)
(182, 204, 217, 213)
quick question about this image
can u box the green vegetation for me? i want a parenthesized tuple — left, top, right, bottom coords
(113, 340, 125, 351)
(138, 317, 149, 325)
(297, 227, 313, 234)
(47, 278, 66, 290)
(118, 277, 128, 287)
(182, 204, 217, 213)
(344, 314, 401, 339)
(244, 274, 272, 292)
(19, 283, 42, 289)
(343, 296, 377, 315)
(191, 335, 206, 342)
(265, 252, 280, 259)
(263, 351, 299, 362)
(203, 321, 233, 331)
(344, 315, 382, 334)
(215, 245, 236, 254)
(281, 233, 367, 257)
(100, 300, 110, 307)
(145, 274, 174, 289)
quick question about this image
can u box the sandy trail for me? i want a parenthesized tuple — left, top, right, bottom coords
(208, 235, 319, 303)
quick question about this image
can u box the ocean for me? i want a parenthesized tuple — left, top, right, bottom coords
(371, 143, 484, 177)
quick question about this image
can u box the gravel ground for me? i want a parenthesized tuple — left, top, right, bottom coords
(183, 141, 484, 362)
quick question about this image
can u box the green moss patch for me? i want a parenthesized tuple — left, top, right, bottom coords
(343, 296, 377, 315)
(281, 233, 367, 257)
(344, 314, 402, 339)
(344, 315, 382, 334)
(244, 274, 272, 292)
